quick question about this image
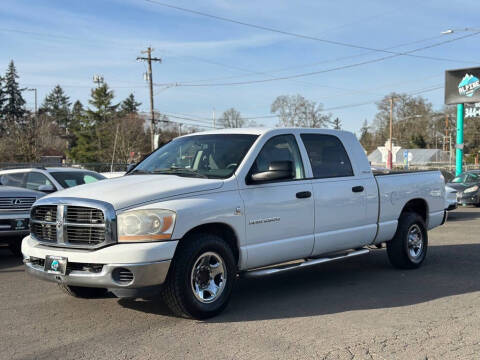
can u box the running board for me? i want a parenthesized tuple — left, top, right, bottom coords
(243, 248, 370, 278)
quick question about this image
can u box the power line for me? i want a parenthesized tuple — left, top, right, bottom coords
(154, 35, 460, 96)
(154, 32, 480, 88)
(144, 0, 477, 63)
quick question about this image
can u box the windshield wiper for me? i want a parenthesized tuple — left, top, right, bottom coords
(151, 168, 208, 179)
(128, 169, 150, 175)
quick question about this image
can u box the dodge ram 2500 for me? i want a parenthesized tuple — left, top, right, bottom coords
(22, 128, 446, 318)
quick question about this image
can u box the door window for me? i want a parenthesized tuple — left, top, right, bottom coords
(26, 172, 54, 191)
(0, 172, 26, 187)
(301, 134, 354, 179)
(250, 135, 304, 181)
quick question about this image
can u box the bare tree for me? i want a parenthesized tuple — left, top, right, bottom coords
(271, 94, 331, 128)
(219, 108, 244, 128)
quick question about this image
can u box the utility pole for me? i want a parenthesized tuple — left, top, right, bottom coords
(212, 108, 216, 129)
(137, 47, 162, 151)
(444, 114, 449, 151)
(387, 97, 394, 169)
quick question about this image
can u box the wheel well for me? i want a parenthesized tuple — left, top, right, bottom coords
(180, 223, 239, 263)
(401, 198, 428, 223)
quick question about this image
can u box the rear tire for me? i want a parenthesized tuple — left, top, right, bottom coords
(161, 233, 236, 319)
(58, 284, 108, 298)
(387, 212, 428, 269)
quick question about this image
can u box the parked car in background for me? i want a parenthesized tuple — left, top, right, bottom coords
(0, 167, 106, 193)
(444, 185, 458, 211)
(0, 186, 44, 256)
(447, 170, 480, 207)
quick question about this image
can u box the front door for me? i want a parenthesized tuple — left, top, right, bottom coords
(239, 134, 315, 269)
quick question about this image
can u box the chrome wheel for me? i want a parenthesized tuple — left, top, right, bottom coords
(191, 251, 227, 304)
(407, 224, 423, 260)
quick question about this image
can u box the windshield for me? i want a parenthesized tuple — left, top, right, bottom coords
(131, 134, 258, 179)
(452, 172, 480, 184)
(50, 171, 105, 188)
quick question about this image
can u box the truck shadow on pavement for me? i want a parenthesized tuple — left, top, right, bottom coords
(447, 209, 480, 222)
(119, 242, 480, 322)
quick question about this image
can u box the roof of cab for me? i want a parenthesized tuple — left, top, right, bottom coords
(178, 127, 352, 138)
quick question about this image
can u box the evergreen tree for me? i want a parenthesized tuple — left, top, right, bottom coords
(67, 125, 99, 163)
(40, 85, 71, 129)
(332, 117, 342, 130)
(0, 75, 6, 116)
(86, 83, 118, 123)
(2, 60, 26, 122)
(120, 93, 141, 116)
(359, 119, 374, 152)
(71, 100, 85, 124)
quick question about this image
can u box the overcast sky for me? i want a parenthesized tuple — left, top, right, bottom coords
(1, 0, 479, 132)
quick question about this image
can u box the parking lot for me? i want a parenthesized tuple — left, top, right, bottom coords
(1, 207, 479, 360)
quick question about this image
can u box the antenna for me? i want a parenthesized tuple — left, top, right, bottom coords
(93, 74, 104, 86)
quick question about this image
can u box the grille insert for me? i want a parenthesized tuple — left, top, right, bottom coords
(66, 225, 105, 245)
(31, 222, 56, 242)
(66, 206, 104, 224)
(31, 206, 57, 222)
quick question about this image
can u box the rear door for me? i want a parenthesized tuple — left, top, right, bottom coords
(300, 133, 377, 255)
(239, 134, 315, 268)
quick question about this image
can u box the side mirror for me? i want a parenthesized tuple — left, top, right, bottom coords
(38, 184, 55, 193)
(250, 161, 294, 183)
(126, 163, 137, 173)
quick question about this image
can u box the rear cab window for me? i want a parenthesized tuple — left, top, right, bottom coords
(300, 134, 354, 179)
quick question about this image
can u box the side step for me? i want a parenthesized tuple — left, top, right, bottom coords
(243, 248, 370, 278)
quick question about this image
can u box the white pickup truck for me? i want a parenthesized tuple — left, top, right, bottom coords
(23, 128, 446, 319)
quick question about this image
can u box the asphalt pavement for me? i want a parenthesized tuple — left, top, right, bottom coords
(1, 207, 480, 360)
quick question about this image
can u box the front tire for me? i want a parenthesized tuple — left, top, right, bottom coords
(161, 233, 236, 319)
(387, 212, 428, 269)
(58, 284, 108, 298)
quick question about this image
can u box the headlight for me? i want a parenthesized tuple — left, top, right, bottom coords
(117, 209, 176, 242)
(464, 185, 479, 194)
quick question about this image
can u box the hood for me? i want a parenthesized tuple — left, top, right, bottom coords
(0, 186, 45, 198)
(446, 182, 476, 192)
(44, 174, 224, 210)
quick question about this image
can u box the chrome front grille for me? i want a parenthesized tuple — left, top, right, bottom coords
(30, 199, 116, 249)
(0, 197, 36, 211)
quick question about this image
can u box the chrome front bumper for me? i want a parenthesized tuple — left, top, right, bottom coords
(24, 258, 171, 289)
